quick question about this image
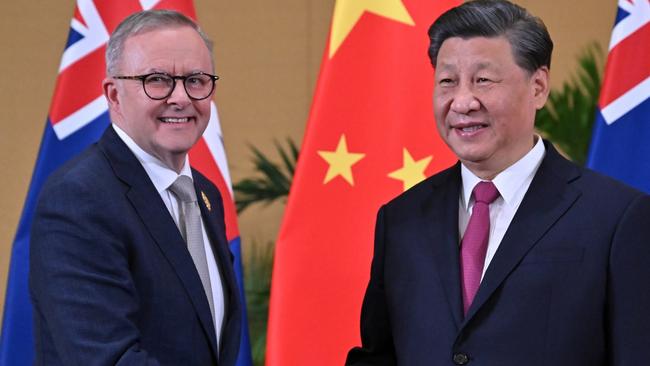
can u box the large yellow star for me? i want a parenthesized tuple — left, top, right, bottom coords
(317, 134, 366, 185)
(329, 0, 415, 58)
(388, 148, 432, 191)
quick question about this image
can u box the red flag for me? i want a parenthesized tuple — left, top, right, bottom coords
(266, 1, 459, 365)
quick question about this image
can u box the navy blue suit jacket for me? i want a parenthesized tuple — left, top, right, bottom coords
(347, 141, 650, 365)
(30, 127, 241, 365)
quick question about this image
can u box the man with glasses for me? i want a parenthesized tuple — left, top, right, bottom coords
(30, 10, 241, 365)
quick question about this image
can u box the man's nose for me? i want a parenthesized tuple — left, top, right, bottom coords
(167, 79, 192, 106)
(450, 84, 480, 114)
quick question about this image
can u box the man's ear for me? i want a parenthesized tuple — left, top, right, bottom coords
(103, 77, 122, 121)
(531, 66, 550, 110)
(103, 78, 118, 106)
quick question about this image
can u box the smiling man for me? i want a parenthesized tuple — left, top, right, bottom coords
(30, 10, 241, 365)
(347, 1, 650, 365)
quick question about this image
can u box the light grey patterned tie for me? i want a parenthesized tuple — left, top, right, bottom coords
(169, 175, 215, 320)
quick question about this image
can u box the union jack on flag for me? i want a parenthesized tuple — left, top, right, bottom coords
(0, 1, 252, 365)
(587, 0, 650, 193)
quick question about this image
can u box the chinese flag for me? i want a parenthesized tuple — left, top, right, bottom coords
(266, 0, 459, 365)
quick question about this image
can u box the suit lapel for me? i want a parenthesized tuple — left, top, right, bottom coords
(193, 172, 241, 364)
(423, 163, 465, 328)
(463, 142, 582, 322)
(98, 128, 220, 358)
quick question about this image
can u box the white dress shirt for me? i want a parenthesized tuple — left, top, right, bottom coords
(459, 136, 546, 280)
(113, 124, 225, 345)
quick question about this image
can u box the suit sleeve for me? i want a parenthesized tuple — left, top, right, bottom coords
(346, 206, 397, 366)
(607, 193, 650, 365)
(30, 178, 161, 366)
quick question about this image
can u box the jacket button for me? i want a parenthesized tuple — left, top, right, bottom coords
(453, 352, 469, 365)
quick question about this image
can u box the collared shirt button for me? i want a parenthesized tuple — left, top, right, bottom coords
(452, 352, 470, 365)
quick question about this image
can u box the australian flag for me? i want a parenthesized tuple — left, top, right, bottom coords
(587, 0, 650, 193)
(0, 1, 252, 365)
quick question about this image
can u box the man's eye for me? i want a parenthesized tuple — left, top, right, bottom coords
(438, 78, 454, 85)
(146, 75, 171, 84)
(187, 76, 204, 86)
(476, 77, 491, 83)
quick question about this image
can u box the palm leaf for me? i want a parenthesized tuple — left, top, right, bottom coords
(233, 138, 299, 213)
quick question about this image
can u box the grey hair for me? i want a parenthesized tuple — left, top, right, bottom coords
(427, 0, 553, 74)
(105, 9, 213, 75)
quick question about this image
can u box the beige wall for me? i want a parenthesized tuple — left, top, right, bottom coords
(0, 0, 615, 327)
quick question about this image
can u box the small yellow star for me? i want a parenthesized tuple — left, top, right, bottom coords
(317, 134, 366, 185)
(329, 0, 415, 58)
(388, 148, 432, 191)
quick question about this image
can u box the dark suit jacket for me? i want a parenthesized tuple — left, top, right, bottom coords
(30, 127, 241, 366)
(347, 141, 650, 366)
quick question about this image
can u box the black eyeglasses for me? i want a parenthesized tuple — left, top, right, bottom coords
(113, 72, 219, 100)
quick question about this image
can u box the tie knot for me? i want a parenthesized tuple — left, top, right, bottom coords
(168, 175, 197, 203)
(473, 181, 499, 204)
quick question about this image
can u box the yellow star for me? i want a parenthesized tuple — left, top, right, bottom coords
(388, 148, 433, 191)
(317, 134, 366, 185)
(329, 0, 415, 58)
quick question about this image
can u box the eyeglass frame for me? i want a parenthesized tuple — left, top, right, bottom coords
(112, 72, 219, 101)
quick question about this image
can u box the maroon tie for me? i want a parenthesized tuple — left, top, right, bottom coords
(460, 181, 500, 315)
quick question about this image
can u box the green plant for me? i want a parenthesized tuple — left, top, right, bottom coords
(233, 138, 299, 213)
(244, 240, 275, 366)
(234, 139, 298, 365)
(535, 43, 604, 165)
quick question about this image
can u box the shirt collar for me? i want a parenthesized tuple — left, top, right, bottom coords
(460, 136, 546, 209)
(112, 124, 193, 194)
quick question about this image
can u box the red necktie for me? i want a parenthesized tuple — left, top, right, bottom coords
(461, 181, 500, 315)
